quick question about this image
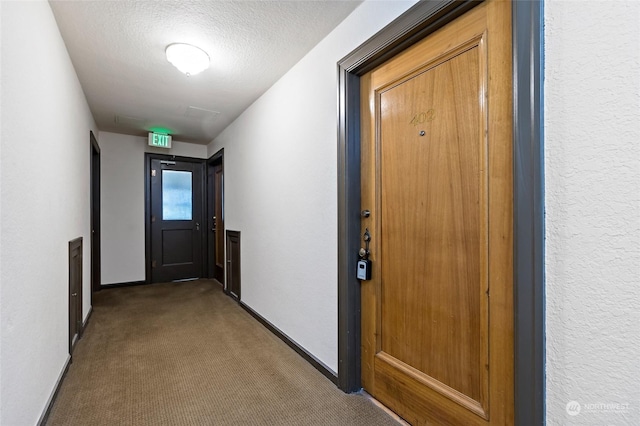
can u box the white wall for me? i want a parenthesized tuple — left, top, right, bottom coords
(1, 0, 636, 423)
(0, 1, 98, 425)
(208, 0, 418, 373)
(0, 1, 4, 420)
(545, 1, 640, 424)
(99, 132, 207, 285)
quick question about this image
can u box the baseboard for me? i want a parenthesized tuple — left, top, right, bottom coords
(101, 280, 147, 289)
(239, 301, 338, 385)
(37, 355, 71, 426)
(80, 306, 93, 339)
(83, 306, 93, 329)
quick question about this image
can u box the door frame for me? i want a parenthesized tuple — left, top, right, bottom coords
(206, 148, 224, 283)
(144, 153, 207, 283)
(90, 131, 101, 298)
(336, 1, 544, 424)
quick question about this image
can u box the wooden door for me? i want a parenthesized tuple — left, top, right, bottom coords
(360, 1, 513, 424)
(150, 158, 204, 283)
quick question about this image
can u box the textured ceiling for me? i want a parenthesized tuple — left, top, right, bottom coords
(49, 0, 362, 144)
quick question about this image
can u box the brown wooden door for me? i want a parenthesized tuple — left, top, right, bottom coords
(150, 158, 204, 283)
(360, 1, 513, 424)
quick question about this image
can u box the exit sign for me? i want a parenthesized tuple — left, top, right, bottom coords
(148, 132, 172, 148)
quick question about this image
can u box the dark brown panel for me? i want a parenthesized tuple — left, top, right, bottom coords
(226, 230, 241, 300)
(69, 237, 83, 355)
(161, 229, 194, 265)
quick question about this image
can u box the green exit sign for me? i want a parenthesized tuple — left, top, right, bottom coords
(148, 132, 172, 148)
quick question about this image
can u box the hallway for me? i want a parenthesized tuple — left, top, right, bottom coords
(3, 1, 639, 424)
(45, 281, 397, 426)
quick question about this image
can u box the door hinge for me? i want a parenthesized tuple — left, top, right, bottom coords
(152, 260, 157, 268)
(152, 169, 157, 177)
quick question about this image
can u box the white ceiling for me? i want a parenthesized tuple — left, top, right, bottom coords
(49, 0, 362, 145)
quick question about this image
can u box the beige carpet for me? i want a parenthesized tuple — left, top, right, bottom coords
(46, 280, 399, 426)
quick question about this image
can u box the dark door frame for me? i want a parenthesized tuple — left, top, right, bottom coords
(144, 153, 207, 284)
(206, 148, 224, 283)
(336, 1, 544, 424)
(90, 131, 101, 299)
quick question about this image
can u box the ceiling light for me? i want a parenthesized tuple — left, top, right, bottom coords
(165, 43, 209, 76)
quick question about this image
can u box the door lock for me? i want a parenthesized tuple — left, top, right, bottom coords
(359, 228, 372, 259)
(358, 228, 372, 280)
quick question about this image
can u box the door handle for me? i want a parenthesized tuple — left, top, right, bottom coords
(195, 222, 200, 231)
(71, 293, 78, 297)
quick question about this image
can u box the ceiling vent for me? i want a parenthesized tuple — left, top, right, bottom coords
(114, 114, 147, 126)
(185, 106, 220, 121)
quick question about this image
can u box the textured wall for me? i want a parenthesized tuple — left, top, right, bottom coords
(0, 2, 98, 424)
(545, 1, 640, 424)
(99, 132, 207, 285)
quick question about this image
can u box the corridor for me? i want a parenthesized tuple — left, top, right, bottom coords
(46, 280, 398, 425)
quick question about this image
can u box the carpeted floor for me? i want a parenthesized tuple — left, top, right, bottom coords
(46, 280, 399, 425)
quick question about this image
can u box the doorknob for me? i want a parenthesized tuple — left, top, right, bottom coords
(195, 222, 200, 230)
(71, 293, 78, 297)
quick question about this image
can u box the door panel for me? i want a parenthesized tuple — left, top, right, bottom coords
(150, 158, 204, 283)
(69, 237, 83, 354)
(379, 45, 487, 414)
(162, 229, 194, 264)
(226, 230, 240, 300)
(360, 1, 513, 424)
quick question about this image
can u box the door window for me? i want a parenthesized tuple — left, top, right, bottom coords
(162, 170, 192, 220)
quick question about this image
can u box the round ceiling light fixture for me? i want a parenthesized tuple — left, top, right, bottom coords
(165, 43, 210, 76)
